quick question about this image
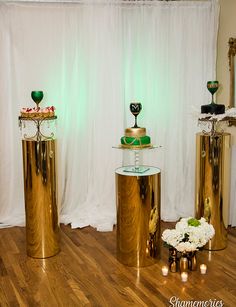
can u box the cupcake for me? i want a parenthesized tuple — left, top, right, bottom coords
(20, 107, 28, 117)
(28, 108, 36, 118)
(42, 107, 50, 118)
(49, 106, 55, 117)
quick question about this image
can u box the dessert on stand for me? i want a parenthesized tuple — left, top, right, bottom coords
(19, 91, 60, 258)
(195, 82, 236, 250)
(114, 103, 161, 267)
(114, 102, 160, 174)
(120, 102, 151, 149)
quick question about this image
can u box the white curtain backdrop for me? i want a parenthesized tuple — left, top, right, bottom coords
(0, 0, 220, 231)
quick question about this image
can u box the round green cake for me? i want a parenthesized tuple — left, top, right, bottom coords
(120, 127, 151, 148)
(121, 135, 151, 148)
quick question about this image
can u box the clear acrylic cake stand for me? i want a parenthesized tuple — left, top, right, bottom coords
(112, 145, 161, 173)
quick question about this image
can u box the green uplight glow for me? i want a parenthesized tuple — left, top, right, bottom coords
(45, 13, 174, 135)
(45, 45, 89, 137)
(123, 41, 171, 128)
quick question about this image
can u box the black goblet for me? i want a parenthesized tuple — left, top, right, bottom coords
(201, 81, 225, 114)
(31, 91, 44, 109)
(207, 81, 219, 104)
(130, 102, 142, 128)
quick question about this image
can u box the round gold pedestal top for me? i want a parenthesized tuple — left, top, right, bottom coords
(124, 127, 146, 137)
(115, 166, 161, 176)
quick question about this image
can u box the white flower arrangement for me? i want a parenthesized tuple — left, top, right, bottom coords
(161, 217, 215, 252)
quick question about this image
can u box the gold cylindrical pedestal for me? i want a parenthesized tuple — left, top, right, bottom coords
(195, 133, 231, 250)
(22, 140, 60, 258)
(116, 167, 161, 267)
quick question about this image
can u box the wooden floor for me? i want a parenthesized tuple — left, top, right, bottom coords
(0, 224, 236, 307)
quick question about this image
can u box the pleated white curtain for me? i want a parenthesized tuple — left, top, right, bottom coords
(0, 0, 219, 230)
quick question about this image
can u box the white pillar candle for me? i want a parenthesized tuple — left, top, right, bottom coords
(161, 266, 169, 276)
(200, 264, 207, 274)
(181, 272, 188, 282)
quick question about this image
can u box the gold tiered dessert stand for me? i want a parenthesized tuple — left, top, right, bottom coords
(195, 117, 232, 250)
(19, 96, 60, 258)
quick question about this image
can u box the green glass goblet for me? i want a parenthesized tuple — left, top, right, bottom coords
(31, 91, 44, 108)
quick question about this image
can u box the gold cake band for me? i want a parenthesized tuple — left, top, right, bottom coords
(121, 144, 152, 149)
(125, 127, 146, 137)
(207, 83, 218, 88)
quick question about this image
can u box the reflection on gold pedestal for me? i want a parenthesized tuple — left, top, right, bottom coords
(116, 171, 161, 267)
(195, 133, 231, 250)
(22, 140, 60, 258)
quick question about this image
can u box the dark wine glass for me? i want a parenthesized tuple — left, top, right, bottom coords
(130, 102, 142, 128)
(31, 91, 44, 108)
(207, 81, 219, 104)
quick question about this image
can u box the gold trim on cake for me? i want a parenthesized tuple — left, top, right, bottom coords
(125, 127, 146, 137)
(121, 143, 152, 149)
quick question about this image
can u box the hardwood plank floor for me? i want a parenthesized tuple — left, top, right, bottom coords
(0, 223, 235, 306)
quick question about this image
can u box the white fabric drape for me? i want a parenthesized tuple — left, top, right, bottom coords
(0, 0, 219, 230)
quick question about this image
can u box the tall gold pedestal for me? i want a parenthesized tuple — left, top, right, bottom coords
(195, 133, 231, 250)
(116, 167, 161, 267)
(22, 140, 60, 258)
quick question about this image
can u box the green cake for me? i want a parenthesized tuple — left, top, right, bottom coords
(120, 127, 151, 149)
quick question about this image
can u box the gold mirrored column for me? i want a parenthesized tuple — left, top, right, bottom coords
(22, 140, 60, 258)
(116, 168, 161, 267)
(195, 132, 231, 250)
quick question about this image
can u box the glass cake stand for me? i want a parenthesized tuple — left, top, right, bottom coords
(198, 116, 236, 135)
(112, 145, 161, 173)
(18, 115, 57, 142)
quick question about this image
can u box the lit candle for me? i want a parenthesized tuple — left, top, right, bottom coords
(162, 266, 169, 276)
(181, 272, 188, 282)
(200, 264, 207, 274)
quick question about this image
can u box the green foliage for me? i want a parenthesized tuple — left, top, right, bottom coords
(187, 218, 200, 227)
